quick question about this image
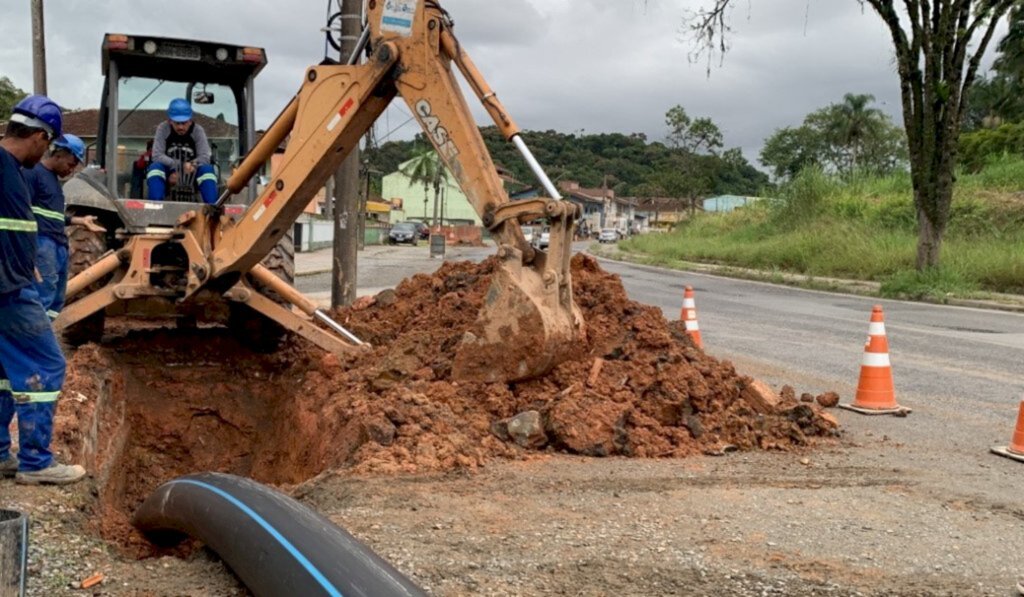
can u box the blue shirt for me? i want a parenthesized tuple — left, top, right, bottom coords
(22, 164, 67, 246)
(0, 146, 37, 296)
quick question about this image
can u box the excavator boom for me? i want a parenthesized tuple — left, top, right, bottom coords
(59, 0, 584, 383)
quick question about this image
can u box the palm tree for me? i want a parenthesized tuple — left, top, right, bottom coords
(833, 93, 887, 174)
(400, 147, 449, 228)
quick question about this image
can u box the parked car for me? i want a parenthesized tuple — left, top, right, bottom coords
(412, 221, 430, 240)
(533, 228, 550, 250)
(388, 221, 420, 246)
(521, 225, 535, 244)
(598, 228, 620, 243)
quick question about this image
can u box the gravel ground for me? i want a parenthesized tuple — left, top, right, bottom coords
(3, 428, 1022, 595)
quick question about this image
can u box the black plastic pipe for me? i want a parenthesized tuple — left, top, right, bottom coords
(132, 472, 426, 597)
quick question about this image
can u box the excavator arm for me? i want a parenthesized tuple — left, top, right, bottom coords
(59, 0, 583, 383)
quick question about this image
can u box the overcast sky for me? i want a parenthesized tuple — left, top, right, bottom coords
(0, 0, 1005, 168)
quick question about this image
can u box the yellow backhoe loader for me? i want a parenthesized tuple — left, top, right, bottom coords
(57, 0, 583, 383)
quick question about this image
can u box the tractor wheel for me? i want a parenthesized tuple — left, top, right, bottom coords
(228, 228, 295, 352)
(63, 222, 109, 346)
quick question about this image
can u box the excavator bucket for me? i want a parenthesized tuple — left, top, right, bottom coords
(452, 245, 583, 383)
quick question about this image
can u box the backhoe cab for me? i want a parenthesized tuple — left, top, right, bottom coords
(62, 34, 293, 347)
(59, 0, 584, 383)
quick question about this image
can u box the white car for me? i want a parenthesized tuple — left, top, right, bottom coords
(598, 228, 620, 243)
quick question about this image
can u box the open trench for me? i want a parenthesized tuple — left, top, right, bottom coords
(60, 328, 329, 555)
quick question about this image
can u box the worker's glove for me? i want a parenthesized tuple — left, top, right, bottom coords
(70, 215, 107, 233)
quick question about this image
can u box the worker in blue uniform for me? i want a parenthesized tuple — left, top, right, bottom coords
(0, 95, 86, 485)
(23, 133, 102, 321)
(146, 98, 218, 204)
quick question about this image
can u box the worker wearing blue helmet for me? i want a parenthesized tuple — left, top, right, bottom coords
(0, 95, 86, 485)
(23, 133, 104, 321)
(146, 98, 218, 204)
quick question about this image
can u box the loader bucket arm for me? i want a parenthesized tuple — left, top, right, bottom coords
(206, 0, 582, 382)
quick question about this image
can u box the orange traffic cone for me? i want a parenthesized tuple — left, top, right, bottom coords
(681, 286, 703, 349)
(991, 399, 1024, 463)
(840, 305, 911, 415)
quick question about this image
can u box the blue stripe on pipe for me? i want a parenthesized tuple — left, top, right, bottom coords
(169, 479, 343, 597)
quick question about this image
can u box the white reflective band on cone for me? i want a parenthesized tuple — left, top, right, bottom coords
(686, 310, 696, 320)
(685, 320, 700, 331)
(683, 298, 696, 308)
(861, 352, 891, 367)
(868, 322, 886, 335)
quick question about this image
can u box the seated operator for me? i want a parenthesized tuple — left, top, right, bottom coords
(145, 98, 217, 204)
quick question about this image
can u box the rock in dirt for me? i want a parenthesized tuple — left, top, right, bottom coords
(741, 379, 781, 414)
(491, 411, 548, 449)
(816, 392, 840, 408)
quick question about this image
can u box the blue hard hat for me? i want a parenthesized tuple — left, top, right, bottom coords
(53, 133, 86, 163)
(10, 94, 63, 138)
(167, 98, 193, 123)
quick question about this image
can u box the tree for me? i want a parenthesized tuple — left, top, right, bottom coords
(760, 94, 906, 180)
(966, 6, 1024, 128)
(0, 77, 28, 121)
(760, 125, 826, 181)
(665, 105, 724, 154)
(685, 1, 1015, 269)
(400, 147, 448, 227)
(831, 93, 888, 172)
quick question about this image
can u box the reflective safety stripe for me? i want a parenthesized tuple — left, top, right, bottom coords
(685, 310, 696, 320)
(13, 391, 60, 403)
(861, 352, 891, 367)
(196, 173, 218, 184)
(868, 322, 886, 336)
(0, 218, 38, 232)
(31, 206, 65, 222)
(685, 320, 700, 331)
(147, 169, 166, 179)
(0, 379, 10, 392)
(46, 310, 59, 320)
(683, 298, 696, 308)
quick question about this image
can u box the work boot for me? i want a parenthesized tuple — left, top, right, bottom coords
(15, 462, 86, 486)
(0, 455, 17, 478)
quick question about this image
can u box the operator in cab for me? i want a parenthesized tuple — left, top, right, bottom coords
(0, 95, 86, 485)
(146, 98, 218, 204)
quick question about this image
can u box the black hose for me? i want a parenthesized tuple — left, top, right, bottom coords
(132, 472, 426, 597)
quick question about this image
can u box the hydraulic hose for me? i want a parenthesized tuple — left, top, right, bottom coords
(132, 472, 426, 597)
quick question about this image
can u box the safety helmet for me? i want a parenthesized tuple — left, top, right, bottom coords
(167, 98, 193, 123)
(9, 94, 63, 138)
(53, 133, 86, 163)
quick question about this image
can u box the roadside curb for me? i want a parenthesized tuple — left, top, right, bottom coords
(587, 245, 1024, 314)
(296, 268, 332, 278)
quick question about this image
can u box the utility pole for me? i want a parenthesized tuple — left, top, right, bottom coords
(330, 0, 363, 308)
(30, 0, 47, 95)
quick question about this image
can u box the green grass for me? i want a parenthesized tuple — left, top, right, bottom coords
(623, 160, 1024, 299)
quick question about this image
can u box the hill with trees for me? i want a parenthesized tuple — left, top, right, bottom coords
(365, 106, 768, 202)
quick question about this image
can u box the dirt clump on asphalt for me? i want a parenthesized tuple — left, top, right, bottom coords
(57, 254, 839, 551)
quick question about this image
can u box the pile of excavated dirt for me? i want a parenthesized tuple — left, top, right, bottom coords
(57, 254, 839, 551)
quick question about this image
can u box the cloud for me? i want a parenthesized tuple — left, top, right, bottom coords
(0, 0, 1006, 168)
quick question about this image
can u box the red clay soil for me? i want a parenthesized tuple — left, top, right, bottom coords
(56, 254, 839, 551)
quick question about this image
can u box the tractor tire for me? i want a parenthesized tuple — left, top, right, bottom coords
(63, 223, 109, 346)
(228, 228, 295, 352)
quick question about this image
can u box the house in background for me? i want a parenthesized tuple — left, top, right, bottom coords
(703, 195, 761, 213)
(382, 160, 533, 227)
